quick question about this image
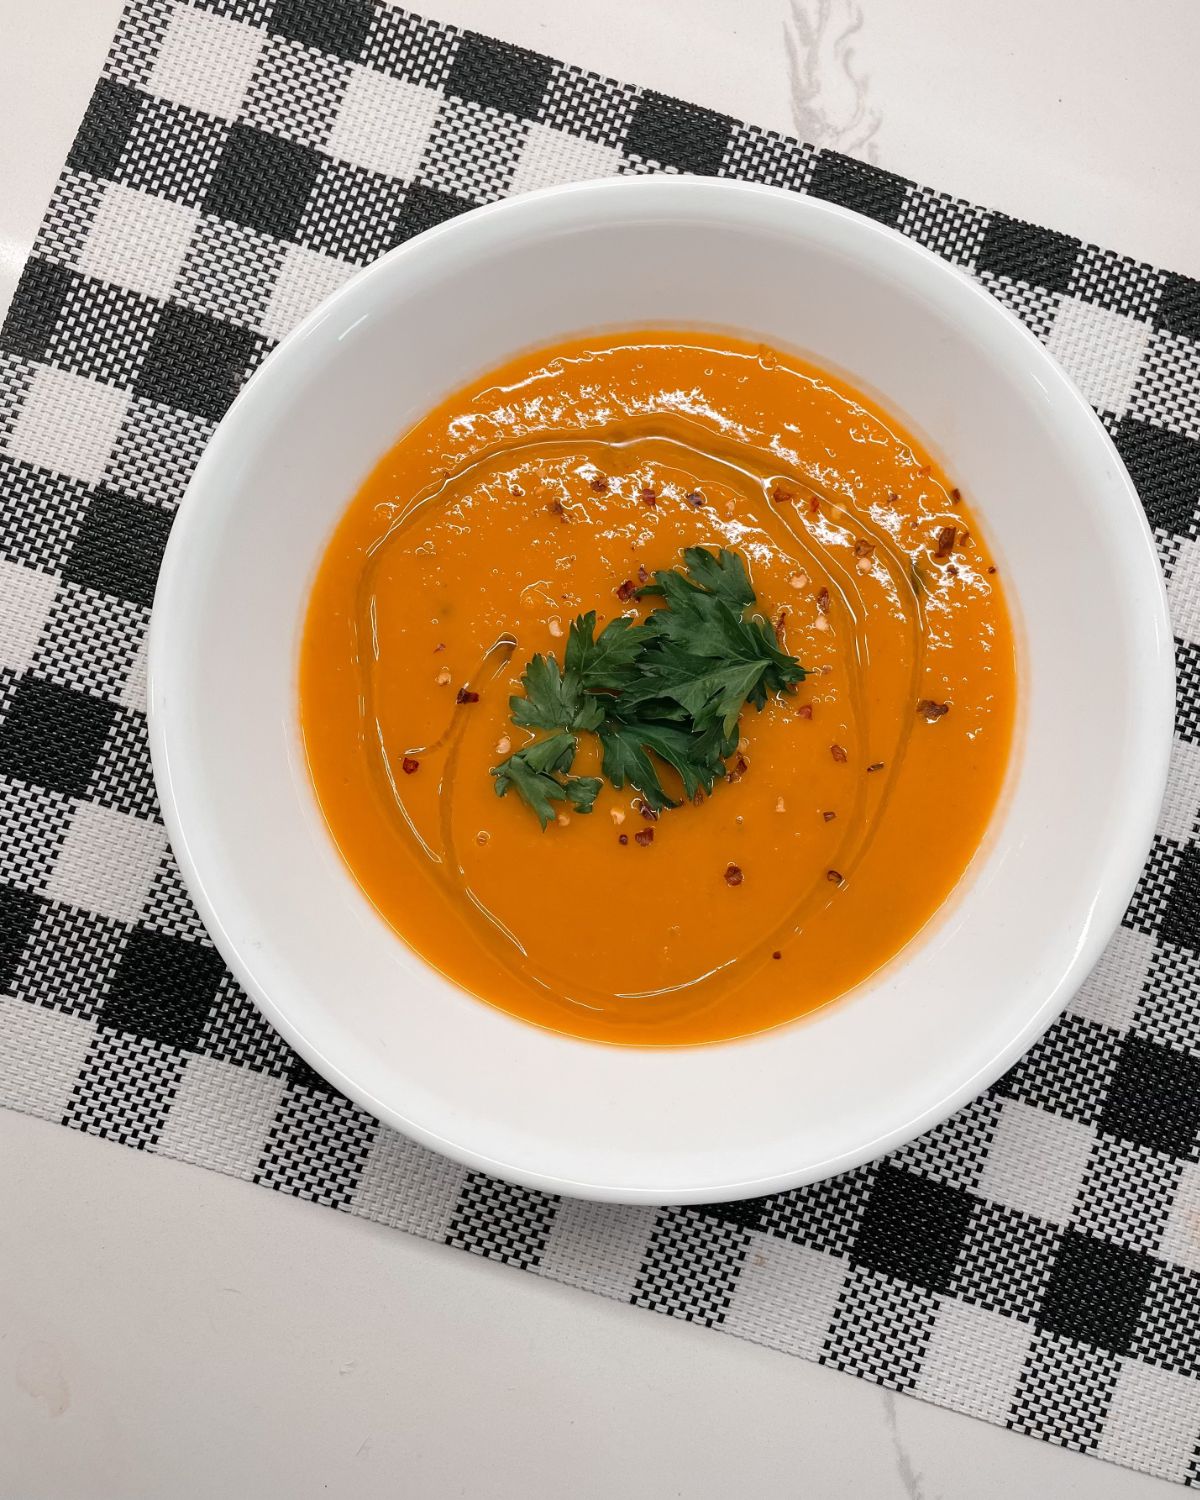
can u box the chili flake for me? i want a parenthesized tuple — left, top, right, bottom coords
(831, 743, 848, 763)
(917, 699, 950, 720)
(634, 828, 654, 847)
(456, 687, 479, 704)
(724, 863, 744, 886)
(401, 757, 420, 774)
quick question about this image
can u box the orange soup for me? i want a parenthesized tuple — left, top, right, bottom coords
(300, 333, 1016, 1045)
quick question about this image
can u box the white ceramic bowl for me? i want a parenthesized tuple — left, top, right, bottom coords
(149, 177, 1172, 1204)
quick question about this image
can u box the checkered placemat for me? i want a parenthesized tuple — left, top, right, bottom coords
(3, 0, 1200, 1482)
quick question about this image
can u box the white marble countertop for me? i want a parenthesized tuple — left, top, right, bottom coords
(0, 2, 1194, 1495)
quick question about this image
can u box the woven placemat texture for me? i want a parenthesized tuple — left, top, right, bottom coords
(2, 0, 1200, 1482)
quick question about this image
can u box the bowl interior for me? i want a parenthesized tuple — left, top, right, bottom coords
(149, 179, 1171, 1202)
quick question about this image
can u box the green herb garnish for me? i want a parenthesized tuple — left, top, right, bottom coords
(491, 547, 806, 825)
(509, 613, 642, 734)
(490, 731, 603, 830)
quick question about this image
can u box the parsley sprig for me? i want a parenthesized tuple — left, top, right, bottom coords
(491, 547, 805, 826)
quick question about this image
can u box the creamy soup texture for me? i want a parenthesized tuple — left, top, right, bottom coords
(300, 333, 1016, 1045)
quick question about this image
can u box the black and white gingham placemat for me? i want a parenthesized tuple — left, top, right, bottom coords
(3, 0, 1200, 1481)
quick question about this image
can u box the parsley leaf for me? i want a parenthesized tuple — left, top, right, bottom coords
(565, 611, 645, 692)
(599, 714, 726, 809)
(492, 547, 806, 827)
(508, 612, 644, 734)
(629, 549, 805, 736)
(641, 545, 755, 610)
(491, 732, 602, 828)
(509, 651, 603, 733)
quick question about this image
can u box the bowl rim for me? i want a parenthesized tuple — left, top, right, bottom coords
(148, 175, 1175, 1203)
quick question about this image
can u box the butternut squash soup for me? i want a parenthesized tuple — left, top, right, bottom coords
(300, 333, 1016, 1045)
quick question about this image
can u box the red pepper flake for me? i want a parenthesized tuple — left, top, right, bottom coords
(797, 704, 813, 720)
(590, 474, 609, 493)
(686, 490, 705, 507)
(918, 464, 931, 478)
(934, 525, 957, 558)
(618, 833, 628, 845)
(808, 494, 820, 514)
(691, 789, 705, 807)
(853, 539, 875, 558)
(827, 869, 844, 885)
(401, 756, 420, 775)
(946, 564, 959, 578)
(987, 565, 997, 575)
(867, 762, 885, 773)
(456, 687, 479, 704)
(949, 487, 962, 504)
(433, 642, 446, 653)
(830, 743, 848, 763)
(639, 485, 657, 507)
(822, 810, 836, 822)
(637, 563, 648, 584)
(724, 863, 744, 887)
(615, 578, 636, 602)
(634, 828, 654, 847)
(917, 698, 950, 721)
(817, 587, 830, 614)
(771, 486, 794, 505)
(548, 497, 568, 521)
(887, 491, 900, 506)
(735, 754, 749, 776)
(772, 950, 782, 960)
(774, 608, 788, 641)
